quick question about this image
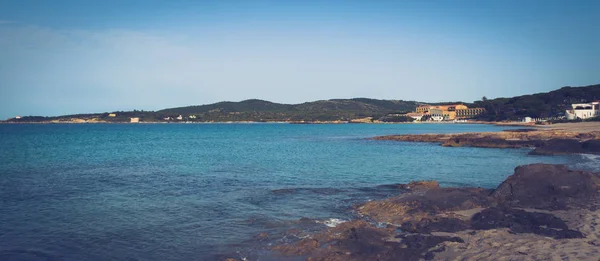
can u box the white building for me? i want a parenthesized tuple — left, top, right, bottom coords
(405, 113, 424, 121)
(566, 102, 600, 120)
(177, 115, 183, 120)
(130, 117, 140, 123)
(522, 117, 533, 123)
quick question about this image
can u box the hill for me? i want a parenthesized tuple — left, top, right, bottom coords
(4, 84, 599, 123)
(471, 84, 600, 121)
(157, 98, 420, 122)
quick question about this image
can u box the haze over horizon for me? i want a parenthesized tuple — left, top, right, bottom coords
(1, 0, 599, 119)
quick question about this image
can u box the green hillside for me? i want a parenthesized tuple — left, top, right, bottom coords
(4, 84, 599, 123)
(158, 98, 420, 122)
(472, 84, 600, 120)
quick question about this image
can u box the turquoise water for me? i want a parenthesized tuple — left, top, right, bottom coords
(0, 123, 594, 260)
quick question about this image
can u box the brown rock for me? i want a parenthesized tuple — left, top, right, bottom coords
(358, 187, 493, 224)
(491, 164, 600, 209)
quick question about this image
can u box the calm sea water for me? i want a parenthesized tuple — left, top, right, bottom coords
(1, 123, 597, 260)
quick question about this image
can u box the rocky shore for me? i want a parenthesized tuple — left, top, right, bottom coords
(372, 127, 600, 155)
(256, 123, 600, 261)
(269, 164, 600, 260)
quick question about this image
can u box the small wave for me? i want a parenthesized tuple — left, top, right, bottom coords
(573, 153, 600, 171)
(316, 218, 347, 228)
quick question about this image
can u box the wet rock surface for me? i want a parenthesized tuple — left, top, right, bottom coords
(270, 164, 600, 261)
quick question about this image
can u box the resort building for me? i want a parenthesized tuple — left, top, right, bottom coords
(108, 113, 116, 117)
(455, 107, 486, 119)
(130, 117, 140, 123)
(413, 104, 485, 121)
(406, 113, 425, 121)
(414, 104, 469, 120)
(429, 108, 445, 121)
(566, 102, 600, 120)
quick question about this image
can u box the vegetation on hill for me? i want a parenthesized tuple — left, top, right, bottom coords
(4, 84, 599, 123)
(471, 84, 600, 121)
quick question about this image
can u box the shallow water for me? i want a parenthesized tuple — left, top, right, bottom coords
(0, 123, 595, 260)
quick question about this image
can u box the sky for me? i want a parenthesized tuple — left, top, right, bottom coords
(0, 0, 599, 118)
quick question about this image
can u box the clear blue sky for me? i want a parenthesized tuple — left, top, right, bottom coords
(1, 0, 599, 118)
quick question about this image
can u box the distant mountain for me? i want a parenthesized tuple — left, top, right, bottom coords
(4, 84, 599, 123)
(157, 98, 420, 122)
(470, 84, 600, 120)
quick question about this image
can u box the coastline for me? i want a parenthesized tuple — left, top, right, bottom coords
(269, 164, 600, 261)
(257, 122, 600, 261)
(372, 122, 600, 155)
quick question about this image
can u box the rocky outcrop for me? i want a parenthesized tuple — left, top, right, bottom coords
(271, 164, 600, 261)
(358, 187, 493, 225)
(373, 130, 600, 155)
(491, 164, 600, 209)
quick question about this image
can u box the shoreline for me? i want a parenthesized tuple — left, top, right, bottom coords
(256, 122, 600, 261)
(372, 122, 600, 155)
(267, 164, 600, 261)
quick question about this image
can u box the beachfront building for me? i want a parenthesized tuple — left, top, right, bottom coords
(429, 108, 445, 121)
(455, 107, 486, 119)
(413, 104, 485, 121)
(566, 102, 600, 120)
(130, 117, 140, 123)
(177, 115, 183, 120)
(406, 113, 425, 121)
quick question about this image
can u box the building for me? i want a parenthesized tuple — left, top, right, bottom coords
(406, 113, 425, 121)
(414, 104, 469, 120)
(455, 107, 486, 119)
(176, 115, 183, 120)
(130, 117, 140, 123)
(566, 102, 600, 120)
(523, 117, 533, 123)
(15, 116, 21, 119)
(416, 105, 432, 114)
(108, 113, 116, 117)
(429, 108, 445, 121)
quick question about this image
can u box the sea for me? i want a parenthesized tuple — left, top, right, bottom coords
(1, 123, 598, 261)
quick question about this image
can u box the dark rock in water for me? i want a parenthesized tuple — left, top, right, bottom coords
(400, 217, 469, 233)
(379, 180, 440, 191)
(491, 164, 600, 210)
(582, 139, 600, 153)
(471, 207, 584, 239)
(528, 139, 596, 155)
